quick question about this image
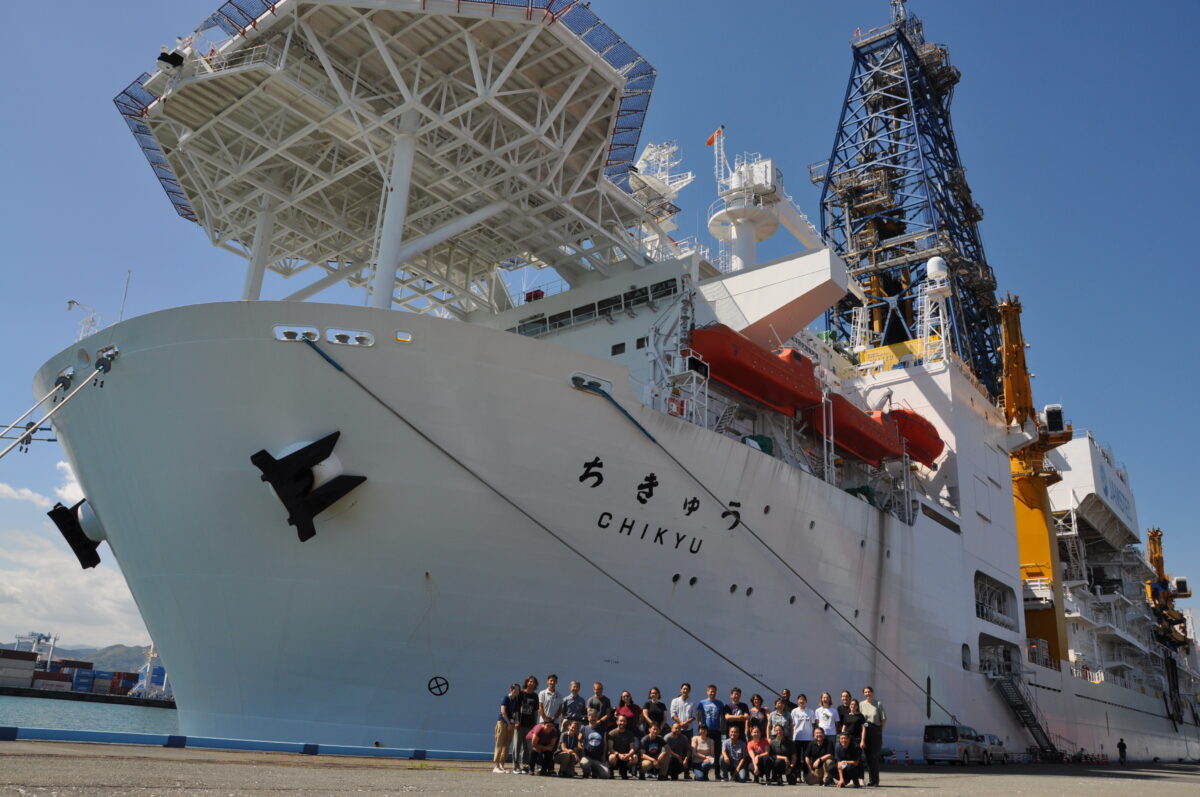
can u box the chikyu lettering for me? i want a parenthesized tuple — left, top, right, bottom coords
(597, 512, 703, 555)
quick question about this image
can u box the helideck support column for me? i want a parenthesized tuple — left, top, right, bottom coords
(370, 112, 419, 309)
(241, 200, 276, 301)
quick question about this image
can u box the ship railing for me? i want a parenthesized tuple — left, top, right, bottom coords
(193, 41, 283, 75)
(1025, 638, 1055, 670)
(975, 601, 1018, 631)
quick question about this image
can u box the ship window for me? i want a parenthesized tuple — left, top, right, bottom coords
(394, 330, 414, 343)
(611, 342, 626, 356)
(597, 295, 622, 316)
(636, 336, 648, 349)
(623, 286, 649, 307)
(961, 644, 972, 671)
(548, 311, 572, 330)
(573, 303, 596, 323)
(517, 315, 547, 336)
(650, 279, 678, 300)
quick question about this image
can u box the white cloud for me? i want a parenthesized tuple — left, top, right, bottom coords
(0, 527, 149, 648)
(54, 460, 84, 505)
(0, 481, 52, 509)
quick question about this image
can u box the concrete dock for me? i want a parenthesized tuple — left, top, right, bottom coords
(2, 741, 1198, 796)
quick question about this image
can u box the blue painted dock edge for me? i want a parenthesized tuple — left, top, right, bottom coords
(0, 726, 490, 761)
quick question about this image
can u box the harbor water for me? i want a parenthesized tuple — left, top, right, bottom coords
(0, 695, 177, 735)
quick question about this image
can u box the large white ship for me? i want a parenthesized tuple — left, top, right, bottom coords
(23, 0, 1200, 760)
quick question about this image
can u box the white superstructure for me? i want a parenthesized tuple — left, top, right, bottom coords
(24, 0, 1199, 760)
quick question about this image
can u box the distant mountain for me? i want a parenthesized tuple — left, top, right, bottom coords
(52, 644, 149, 673)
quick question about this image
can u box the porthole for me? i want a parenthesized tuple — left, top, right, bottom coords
(880, 616, 886, 624)
(789, 596, 796, 605)
(763, 505, 771, 515)
(853, 609, 859, 618)
(730, 584, 737, 594)
(809, 520, 815, 530)
(745, 587, 753, 597)
(860, 540, 866, 548)
(886, 549, 891, 559)
(824, 603, 830, 612)
(394, 329, 414, 343)
(689, 577, 698, 586)
(672, 573, 680, 583)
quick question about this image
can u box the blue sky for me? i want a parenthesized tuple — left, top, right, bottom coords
(0, 0, 1196, 647)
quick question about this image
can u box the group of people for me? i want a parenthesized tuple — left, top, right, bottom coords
(494, 676, 887, 788)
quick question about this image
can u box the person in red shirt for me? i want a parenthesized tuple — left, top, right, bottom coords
(529, 720, 560, 776)
(746, 726, 772, 784)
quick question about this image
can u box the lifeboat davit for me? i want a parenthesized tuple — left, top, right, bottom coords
(689, 325, 822, 416)
(874, 408, 944, 468)
(811, 395, 904, 468)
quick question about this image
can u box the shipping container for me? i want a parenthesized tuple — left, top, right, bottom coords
(0, 675, 32, 688)
(33, 671, 73, 681)
(0, 664, 35, 678)
(56, 659, 93, 670)
(0, 649, 38, 662)
(38, 680, 71, 692)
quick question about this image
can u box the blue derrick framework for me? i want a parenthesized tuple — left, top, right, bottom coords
(813, 10, 1001, 397)
(116, 1, 653, 223)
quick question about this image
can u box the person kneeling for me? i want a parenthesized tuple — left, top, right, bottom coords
(769, 722, 797, 785)
(721, 725, 750, 782)
(607, 716, 639, 779)
(834, 732, 862, 788)
(528, 720, 559, 776)
(747, 726, 772, 783)
(638, 722, 666, 780)
(691, 724, 718, 781)
(661, 722, 691, 781)
(805, 727, 836, 785)
(554, 720, 583, 778)
(578, 710, 610, 780)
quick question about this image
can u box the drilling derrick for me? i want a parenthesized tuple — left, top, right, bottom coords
(811, 0, 1002, 397)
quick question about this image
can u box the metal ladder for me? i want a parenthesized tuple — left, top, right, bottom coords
(712, 405, 738, 435)
(993, 675, 1058, 757)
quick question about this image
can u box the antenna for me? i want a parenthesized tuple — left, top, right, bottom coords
(119, 270, 133, 321)
(891, 0, 907, 24)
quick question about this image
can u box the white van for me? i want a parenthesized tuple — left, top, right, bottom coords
(923, 724, 986, 765)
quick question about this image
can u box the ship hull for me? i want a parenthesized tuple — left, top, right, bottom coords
(34, 301, 1198, 758)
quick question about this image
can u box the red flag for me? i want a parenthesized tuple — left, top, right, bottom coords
(854, 27, 862, 37)
(705, 125, 724, 147)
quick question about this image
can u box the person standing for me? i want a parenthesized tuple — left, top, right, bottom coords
(747, 693, 769, 740)
(494, 683, 520, 773)
(790, 693, 815, 783)
(835, 690, 853, 733)
(814, 692, 838, 738)
(724, 687, 750, 743)
(671, 683, 697, 739)
(539, 674, 564, 728)
(587, 682, 614, 736)
(859, 685, 887, 787)
(698, 685, 726, 779)
(514, 675, 540, 773)
(780, 688, 797, 711)
(642, 687, 667, 737)
(561, 680, 587, 730)
(555, 720, 583, 778)
(842, 699, 866, 752)
(768, 696, 793, 739)
(615, 691, 640, 732)
(1117, 737, 1127, 766)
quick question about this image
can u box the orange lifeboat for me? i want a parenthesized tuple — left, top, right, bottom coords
(810, 395, 904, 468)
(876, 408, 944, 468)
(689, 325, 823, 416)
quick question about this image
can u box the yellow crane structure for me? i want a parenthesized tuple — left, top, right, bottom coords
(1145, 528, 1193, 651)
(1000, 295, 1073, 664)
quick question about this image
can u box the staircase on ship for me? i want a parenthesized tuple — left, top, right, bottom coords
(991, 674, 1059, 758)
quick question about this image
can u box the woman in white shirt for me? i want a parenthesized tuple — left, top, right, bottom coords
(691, 724, 718, 781)
(814, 692, 838, 738)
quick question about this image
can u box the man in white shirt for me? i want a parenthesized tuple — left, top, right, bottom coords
(670, 682, 697, 739)
(789, 693, 815, 783)
(539, 673, 564, 727)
